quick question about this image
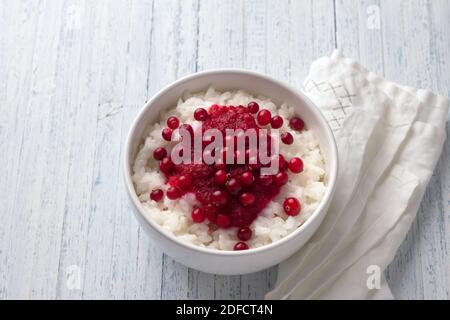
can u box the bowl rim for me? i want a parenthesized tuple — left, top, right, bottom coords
(123, 68, 338, 256)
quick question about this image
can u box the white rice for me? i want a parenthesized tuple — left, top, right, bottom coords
(132, 87, 326, 250)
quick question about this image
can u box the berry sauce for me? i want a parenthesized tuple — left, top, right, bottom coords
(162, 105, 282, 228)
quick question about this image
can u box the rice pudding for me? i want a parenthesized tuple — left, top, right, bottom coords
(132, 87, 326, 251)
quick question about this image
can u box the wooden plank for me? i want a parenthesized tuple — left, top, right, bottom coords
(54, 0, 111, 299)
(2, 0, 66, 299)
(81, 0, 134, 299)
(0, 0, 42, 298)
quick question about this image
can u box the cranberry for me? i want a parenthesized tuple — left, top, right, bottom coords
(214, 169, 228, 185)
(204, 204, 217, 222)
(289, 117, 305, 131)
(288, 157, 304, 173)
(257, 109, 271, 126)
(192, 207, 206, 222)
(283, 197, 301, 216)
(240, 192, 255, 206)
(272, 154, 288, 172)
(239, 172, 254, 186)
(194, 108, 208, 121)
(225, 178, 242, 195)
(162, 127, 173, 141)
(153, 147, 167, 160)
(166, 116, 180, 129)
(281, 132, 294, 145)
(270, 115, 284, 129)
(177, 175, 192, 190)
(237, 227, 252, 241)
(211, 190, 229, 206)
(216, 214, 231, 228)
(166, 186, 181, 200)
(247, 101, 259, 114)
(150, 189, 164, 202)
(258, 175, 273, 186)
(274, 171, 289, 186)
(159, 157, 174, 174)
(234, 242, 249, 250)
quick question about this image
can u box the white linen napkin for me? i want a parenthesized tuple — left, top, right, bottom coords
(266, 50, 449, 300)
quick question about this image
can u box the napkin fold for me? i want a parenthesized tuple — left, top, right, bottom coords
(266, 51, 449, 300)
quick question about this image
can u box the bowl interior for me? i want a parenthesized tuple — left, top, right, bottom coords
(125, 69, 337, 254)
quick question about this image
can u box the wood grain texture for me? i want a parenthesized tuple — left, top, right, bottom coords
(0, 0, 449, 299)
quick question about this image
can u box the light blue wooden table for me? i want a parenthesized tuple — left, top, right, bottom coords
(1, 0, 449, 299)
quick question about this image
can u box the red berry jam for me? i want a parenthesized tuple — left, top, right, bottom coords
(156, 104, 308, 247)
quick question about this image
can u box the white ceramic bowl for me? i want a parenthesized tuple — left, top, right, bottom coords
(123, 69, 338, 275)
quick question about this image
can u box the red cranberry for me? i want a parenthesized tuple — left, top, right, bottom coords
(225, 178, 242, 195)
(214, 169, 228, 185)
(283, 197, 301, 216)
(240, 192, 255, 206)
(192, 207, 206, 223)
(258, 175, 273, 186)
(177, 175, 192, 190)
(270, 115, 284, 129)
(281, 132, 294, 145)
(162, 127, 173, 141)
(216, 214, 231, 228)
(288, 157, 304, 173)
(274, 171, 289, 186)
(204, 204, 217, 223)
(166, 116, 180, 129)
(159, 157, 174, 174)
(257, 109, 271, 126)
(237, 227, 252, 241)
(272, 154, 288, 172)
(194, 108, 208, 121)
(166, 186, 181, 200)
(289, 117, 305, 131)
(239, 172, 254, 186)
(234, 242, 249, 250)
(153, 147, 167, 160)
(211, 190, 229, 206)
(150, 189, 164, 202)
(247, 101, 260, 114)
